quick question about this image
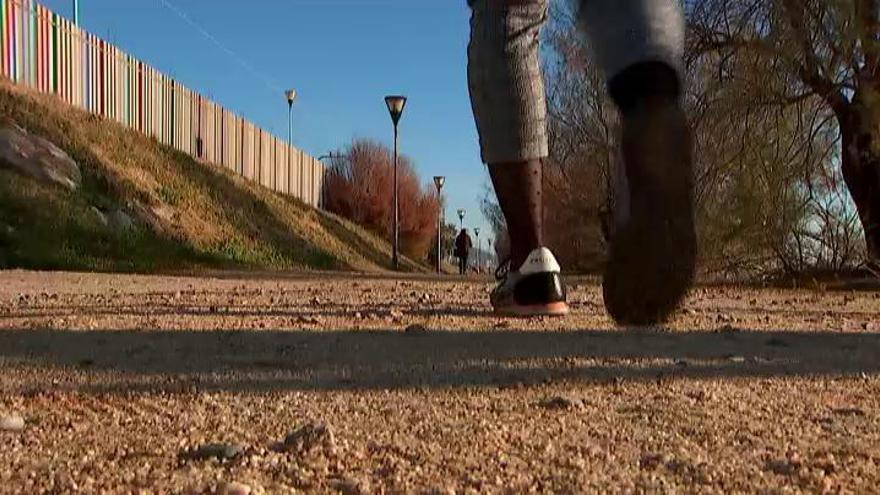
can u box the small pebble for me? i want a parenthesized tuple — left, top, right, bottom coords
(329, 477, 365, 495)
(219, 482, 252, 495)
(282, 422, 335, 455)
(832, 407, 866, 417)
(0, 414, 25, 432)
(537, 396, 583, 410)
(180, 443, 244, 462)
(405, 324, 428, 334)
(639, 452, 670, 470)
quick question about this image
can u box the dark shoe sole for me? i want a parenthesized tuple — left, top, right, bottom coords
(603, 102, 696, 325)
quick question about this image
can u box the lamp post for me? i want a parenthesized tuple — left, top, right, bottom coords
(73, 0, 79, 25)
(457, 209, 466, 231)
(285, 89, 296, 195)
(385, 95, 407, 270)
(317, 152, 347, 209)
(317, 152, 348, 162)
(433, 176, 446, 275)
(474, 228, 481, 273)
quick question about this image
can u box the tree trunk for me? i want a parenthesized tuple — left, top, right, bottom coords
(838, 91, 880, 267)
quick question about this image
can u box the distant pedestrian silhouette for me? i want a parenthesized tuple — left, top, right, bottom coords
(454, 229, 473, 276)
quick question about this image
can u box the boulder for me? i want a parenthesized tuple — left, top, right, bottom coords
(90, 206, 109, 227)
(0, 121, 81, 191)
(107, 209, 135, 231)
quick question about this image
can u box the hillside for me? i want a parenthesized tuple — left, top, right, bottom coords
(0, 79, 423, 273)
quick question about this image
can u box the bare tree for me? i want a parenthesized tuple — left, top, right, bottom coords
(478, 0, 866, 277)
(689, 0, 880, 270)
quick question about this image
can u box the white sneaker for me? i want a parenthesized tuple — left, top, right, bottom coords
(491, 248, 569, 317)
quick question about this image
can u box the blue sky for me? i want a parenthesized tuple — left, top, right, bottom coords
(40, 0, 493, 241)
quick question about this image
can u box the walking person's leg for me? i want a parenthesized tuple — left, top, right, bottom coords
(576, 0, 696, 324)
(468, 0, 568, 317)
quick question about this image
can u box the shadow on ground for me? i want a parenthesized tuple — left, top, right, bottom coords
(1, 327, 878, 393)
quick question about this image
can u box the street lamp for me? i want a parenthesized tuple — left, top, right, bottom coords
(457, 209, 466, 231)
(385, 95, 407, 270)
(285, 89, 296, 195)
(474, 228, 481, 273)
(317, 152, 348, 162)
(433, 176, 446, 275)
(317, 152, 347, 208)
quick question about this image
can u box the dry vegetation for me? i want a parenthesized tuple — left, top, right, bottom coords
(487, 0, 880, 279)
(0, 79, 424, 273)
(322, 139, 440, 262)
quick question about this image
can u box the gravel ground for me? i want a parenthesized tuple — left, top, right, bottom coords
(1, 270, 879, 494)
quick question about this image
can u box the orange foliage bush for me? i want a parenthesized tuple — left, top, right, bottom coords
(323, 139, 439, 261)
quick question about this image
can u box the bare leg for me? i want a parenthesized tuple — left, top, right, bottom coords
(468, 0, 548, 269)
(488, 160, 543, 268)
(468, 0, 568, 316)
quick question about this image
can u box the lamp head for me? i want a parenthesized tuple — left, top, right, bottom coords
(384, 95, 407, 125)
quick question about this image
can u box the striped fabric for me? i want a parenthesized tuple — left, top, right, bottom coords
(0, 0, 324, 208)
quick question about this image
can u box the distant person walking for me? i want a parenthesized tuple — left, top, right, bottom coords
(454, 229, 473, 275)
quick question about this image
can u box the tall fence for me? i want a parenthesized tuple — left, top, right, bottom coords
(0, 0, 324, 207)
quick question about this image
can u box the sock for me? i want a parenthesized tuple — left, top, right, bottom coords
(608, 61, 681, 116)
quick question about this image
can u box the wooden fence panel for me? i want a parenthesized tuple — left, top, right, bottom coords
(0, 0, 325, 207)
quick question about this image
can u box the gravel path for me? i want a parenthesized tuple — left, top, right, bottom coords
(1, 270, 879, 493)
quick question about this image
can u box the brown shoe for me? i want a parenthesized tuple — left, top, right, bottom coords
(602, 99, 696, 325)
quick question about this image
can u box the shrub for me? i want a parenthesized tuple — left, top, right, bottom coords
(323, 139, 439, 261)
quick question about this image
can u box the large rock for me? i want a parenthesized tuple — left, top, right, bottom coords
(107, 209, 135, 231)
(90, 206, 109, 227)
(0, 121, 81, 191)
(280, 422, 335, 456)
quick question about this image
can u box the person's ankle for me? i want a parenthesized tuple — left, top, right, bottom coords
(508, 241, 542, 269)
(608, 61, 681, 116)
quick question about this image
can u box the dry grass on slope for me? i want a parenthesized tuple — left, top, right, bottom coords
(0, 79, 424, 273)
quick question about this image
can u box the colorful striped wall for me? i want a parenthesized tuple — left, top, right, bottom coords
(0, 0, 324, 207)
